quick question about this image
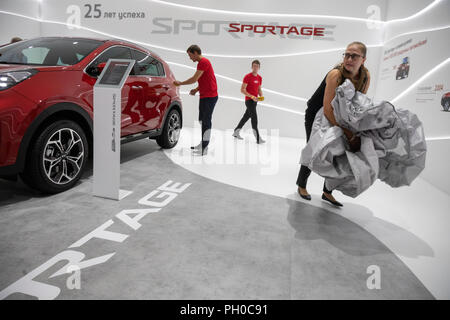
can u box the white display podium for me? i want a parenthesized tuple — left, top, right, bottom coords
(93, 59, 135, 200)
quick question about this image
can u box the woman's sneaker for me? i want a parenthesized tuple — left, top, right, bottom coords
(232, 129, 244, 140)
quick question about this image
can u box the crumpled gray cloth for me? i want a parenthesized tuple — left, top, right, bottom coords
(300, 79, 427, 198)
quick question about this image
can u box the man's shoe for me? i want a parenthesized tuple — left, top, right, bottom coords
(322, 193, 343, 207)
(253, 130, 264, 144)
(232, 130, 243, 140)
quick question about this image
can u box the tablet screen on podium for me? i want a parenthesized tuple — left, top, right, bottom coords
(98, 61, 132, 86)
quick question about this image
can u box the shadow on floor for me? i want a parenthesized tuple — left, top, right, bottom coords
(0, 140, 162, 206)
(286, 196, 434, 259)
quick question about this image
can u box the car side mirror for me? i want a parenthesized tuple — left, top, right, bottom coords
(97, 62, 106, 73)
(86, 62, 106, 77)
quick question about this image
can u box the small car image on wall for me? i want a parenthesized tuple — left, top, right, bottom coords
(396, 57, 410, 80)
(442, 92, 450, 111)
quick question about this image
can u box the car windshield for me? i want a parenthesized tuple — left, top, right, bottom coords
(0, 38, 104, 66)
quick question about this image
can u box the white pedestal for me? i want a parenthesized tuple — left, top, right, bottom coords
(92, 59, 135, 201)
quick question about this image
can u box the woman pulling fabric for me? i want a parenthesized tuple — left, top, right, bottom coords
(296, 41, 371, 207)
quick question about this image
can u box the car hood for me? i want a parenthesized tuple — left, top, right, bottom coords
(0, 64, 77, 73)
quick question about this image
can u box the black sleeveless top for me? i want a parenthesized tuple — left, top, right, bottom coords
(306, 67, 367, 119)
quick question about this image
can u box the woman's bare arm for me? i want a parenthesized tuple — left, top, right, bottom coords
(362, 71, 371, 94)
(323, 69, 354, 139)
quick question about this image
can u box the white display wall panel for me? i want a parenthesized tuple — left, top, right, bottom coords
(0, 0, 387, 138)
(375, 0, 450, 194)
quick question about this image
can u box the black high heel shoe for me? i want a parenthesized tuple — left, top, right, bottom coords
(297, 188, 311, 201)
(191, 143, 202, 150)
(193, 146, 208, 156)
(322, 193, 343, 207)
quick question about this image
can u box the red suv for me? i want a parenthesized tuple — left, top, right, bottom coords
(0, 37, 182, 193)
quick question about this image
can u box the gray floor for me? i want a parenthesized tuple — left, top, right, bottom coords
(0, 139, 434, 299)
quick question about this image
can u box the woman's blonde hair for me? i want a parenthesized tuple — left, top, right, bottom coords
(335, 41, 369, 92)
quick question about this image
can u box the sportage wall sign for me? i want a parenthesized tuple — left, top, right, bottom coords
(151, 18, 336, 40)
(229, 23, 326, 36)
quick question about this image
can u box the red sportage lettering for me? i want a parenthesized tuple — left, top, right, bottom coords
(241, 24, 253, 32)
(265, 25, 276, 35)
(254, 25, 266, 33)
(300, 27, 313, 36)
(226, 23, 327, 37)
(276, 25, 289, 34)
(314, 27, 325, 36)
(287, 26, 300, 35)
(229, 23, 240, 32)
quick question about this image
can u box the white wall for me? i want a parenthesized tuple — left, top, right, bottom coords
(0, 0, 387, 138)
(374, 0, 450, 194)
(0, 0, 449, 193)
(0, 0, 41, 41)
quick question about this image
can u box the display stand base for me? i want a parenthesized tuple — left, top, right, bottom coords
(118, 189, 133, 200)
(93, 189, 133, 201)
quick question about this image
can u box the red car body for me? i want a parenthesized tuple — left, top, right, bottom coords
(0, 37, 182, 179)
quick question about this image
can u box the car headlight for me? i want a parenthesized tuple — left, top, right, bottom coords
(0, 69, 38, 91)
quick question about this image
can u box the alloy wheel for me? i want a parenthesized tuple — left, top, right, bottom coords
(42, 128, 85, 185)
(167, 112, 181, 144)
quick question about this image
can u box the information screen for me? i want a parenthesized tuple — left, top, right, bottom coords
(98, 61, 132, 86)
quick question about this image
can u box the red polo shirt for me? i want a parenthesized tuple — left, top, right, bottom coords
(243, 73, 262, 101)
(197, 57, 218, 98)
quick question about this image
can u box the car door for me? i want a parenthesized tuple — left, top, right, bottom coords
(86, 45, 146, 136)
(131, 49, 170, 131)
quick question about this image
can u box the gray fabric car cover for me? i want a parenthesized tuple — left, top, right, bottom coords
(300, 79, 427, 198)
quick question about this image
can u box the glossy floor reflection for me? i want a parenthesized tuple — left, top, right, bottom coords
(0, 138, 435, 299)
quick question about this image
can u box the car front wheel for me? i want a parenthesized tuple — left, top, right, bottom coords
(20, 120, 88, 193)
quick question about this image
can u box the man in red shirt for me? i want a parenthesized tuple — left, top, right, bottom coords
(173, 44, 218, 156)
(232, 60, 265, 144)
